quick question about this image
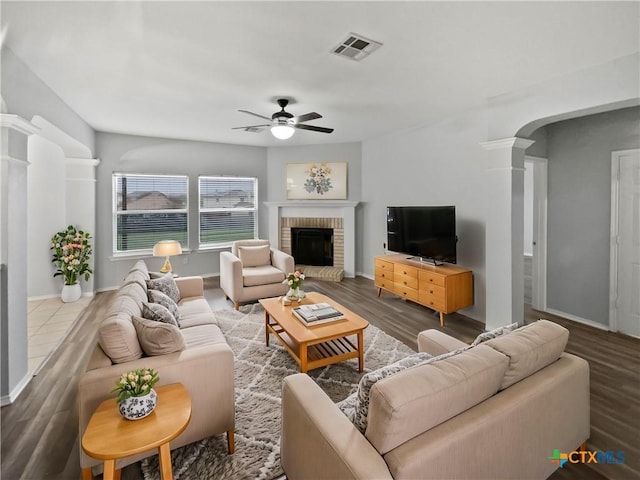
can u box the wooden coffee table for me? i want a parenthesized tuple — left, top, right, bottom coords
(260, 292, 369, 373)
(81, 383, 191, 480)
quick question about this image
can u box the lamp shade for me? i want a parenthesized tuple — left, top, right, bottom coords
(153, 240, 182, 273)
(271, 125, 295, 140)
(153, 240, 182, 257)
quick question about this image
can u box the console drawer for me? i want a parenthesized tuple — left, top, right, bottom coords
(394, 284, 419, 302)
(394, 271, 418, 290)
(419, 285, 446, 311)
(419, 270, 446, 287)
(375, 273, 394, 291)
(375, 258, 394, 272)
(419, 295, 446, 312)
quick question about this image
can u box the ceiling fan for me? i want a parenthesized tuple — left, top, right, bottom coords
(233, 98, 334, 140)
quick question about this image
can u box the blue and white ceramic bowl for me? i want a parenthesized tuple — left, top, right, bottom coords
(118, 388, 157, 420)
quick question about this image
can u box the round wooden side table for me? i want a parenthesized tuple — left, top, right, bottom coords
(81, 383, 191, 480)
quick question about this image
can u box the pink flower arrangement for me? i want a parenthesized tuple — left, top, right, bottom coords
(283, 269, 305, 290)
(51, 225, 93, 285)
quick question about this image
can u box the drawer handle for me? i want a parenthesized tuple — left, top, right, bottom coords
(403, 281, 407, 285)
(429, 290, 434, 294)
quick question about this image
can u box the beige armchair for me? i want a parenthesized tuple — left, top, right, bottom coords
(220, 239, 295, 310)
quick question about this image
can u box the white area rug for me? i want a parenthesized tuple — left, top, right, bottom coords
(141, 303, 414, 480)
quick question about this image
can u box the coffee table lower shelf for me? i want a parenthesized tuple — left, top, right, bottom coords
(267, 323, 362, 373)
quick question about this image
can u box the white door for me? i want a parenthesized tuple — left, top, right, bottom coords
(610, 149, 640, 338)
(525, 156, 548, 311)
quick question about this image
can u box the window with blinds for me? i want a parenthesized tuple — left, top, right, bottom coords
(113, 173, 189, 253)
(199, 176, 258, 247)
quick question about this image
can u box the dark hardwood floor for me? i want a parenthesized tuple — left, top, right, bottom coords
(1, 276, 638, 479)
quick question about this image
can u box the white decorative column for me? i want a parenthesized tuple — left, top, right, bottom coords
(1, 114, 40, 405)
(65, 157, 100, 295)
(480, 137, 534, 330)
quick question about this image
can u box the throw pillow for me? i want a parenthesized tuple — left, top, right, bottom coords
(471, 322, 519, 346)
(148, 289, 181, 326)
(132, 315, 186, 356)
(142, 302, 179, 327)
(237, 244, 271, 267)
(146, 272, 180, 303)
(336, 392, 357, 424)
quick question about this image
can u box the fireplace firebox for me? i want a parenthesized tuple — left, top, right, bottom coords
(291, 228, 333, 266)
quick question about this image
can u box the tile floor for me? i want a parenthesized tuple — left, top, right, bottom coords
(27, 295, 92, 375)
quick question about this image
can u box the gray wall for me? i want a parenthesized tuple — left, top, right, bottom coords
(0, 46, 95, 155)
(356, 55, 638, 326)
(546, 106, 640, 325)
(266, 142, 362, 203)
(94, 133, 267, 290)
(361, 111, 489, 321)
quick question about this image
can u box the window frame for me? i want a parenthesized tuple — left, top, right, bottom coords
(112, 172, 189, 255)
(198, 175, 259, 249)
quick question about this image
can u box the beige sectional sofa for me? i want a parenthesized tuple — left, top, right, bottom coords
(281, 320, 590, 479)
(78, 260, 234, 475)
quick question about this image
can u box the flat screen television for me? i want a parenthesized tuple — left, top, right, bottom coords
(387, 206, 457, 264)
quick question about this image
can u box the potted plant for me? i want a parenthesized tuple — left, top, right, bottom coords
(111, 368, 160, 420)
(50, 225, 93, 302)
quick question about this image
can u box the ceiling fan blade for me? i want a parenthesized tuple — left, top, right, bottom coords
(232, 124, 271, 130)
(238, 110, 272, 121)
(293, 112, 322, 123)
(295, 124, 334, 134)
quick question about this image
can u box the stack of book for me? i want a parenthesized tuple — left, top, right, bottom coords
(292, 302, 345, 326)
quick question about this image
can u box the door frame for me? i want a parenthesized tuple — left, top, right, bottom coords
(609, 149, 639, 332)
(525, 156, 548, 311)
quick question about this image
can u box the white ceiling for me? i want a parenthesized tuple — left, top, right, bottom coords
(2, 1, 638, 147)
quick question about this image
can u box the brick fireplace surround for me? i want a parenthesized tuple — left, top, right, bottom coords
(282, 217, 343, 268)
(264, 201, 359, 278)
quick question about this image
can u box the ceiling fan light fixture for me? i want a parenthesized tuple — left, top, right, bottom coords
(271, 124, 295, 140)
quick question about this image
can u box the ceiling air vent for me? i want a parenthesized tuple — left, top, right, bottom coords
(331, 33, 382, 61)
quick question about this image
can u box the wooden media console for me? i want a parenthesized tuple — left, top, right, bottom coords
(374, 254, 473, 326)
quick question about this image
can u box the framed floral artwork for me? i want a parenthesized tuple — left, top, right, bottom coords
(286, 162, 347, 200)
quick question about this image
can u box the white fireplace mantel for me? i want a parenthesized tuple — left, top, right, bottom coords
(264, 201, 359, 277)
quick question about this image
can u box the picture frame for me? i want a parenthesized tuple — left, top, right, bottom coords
(286, 162, 347, 200)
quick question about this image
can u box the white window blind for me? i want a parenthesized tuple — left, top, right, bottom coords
(113, 173, 189, 253)
(199, 176, 258, 247)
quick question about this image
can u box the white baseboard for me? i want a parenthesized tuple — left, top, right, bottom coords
(360, 272, 374, 280)
(543, 308, 610, 331)
(0, 371, 32, 406)
(28, 291, 95, 302)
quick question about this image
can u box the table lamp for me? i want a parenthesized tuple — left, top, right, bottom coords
(153, 240, 182, 273)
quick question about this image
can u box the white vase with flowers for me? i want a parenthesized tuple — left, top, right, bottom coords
(283, 270, 306, 301)
(50, 225, 93, 302)
(111, 368, 160, 420)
